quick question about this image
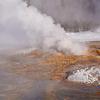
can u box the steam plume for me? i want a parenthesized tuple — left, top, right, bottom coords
(0, 0, 87, 55)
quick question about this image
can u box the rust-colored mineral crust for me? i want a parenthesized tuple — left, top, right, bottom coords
(10, 42, 100, 81)
(41, 53, 100, 80)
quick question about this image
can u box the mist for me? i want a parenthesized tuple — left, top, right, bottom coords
(0, 0, 88, 55)
(28, 0, 100, 31)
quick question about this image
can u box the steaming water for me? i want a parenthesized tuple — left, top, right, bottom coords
(0, 0, 89, 55)
(0, 0, 100, 55)
(1, 0, 100, 54)
(0, 0, 100, 100)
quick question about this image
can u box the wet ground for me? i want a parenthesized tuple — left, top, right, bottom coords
(0, 51, 100, 100)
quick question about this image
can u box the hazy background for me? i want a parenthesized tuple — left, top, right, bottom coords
(27, 0, 100, 31)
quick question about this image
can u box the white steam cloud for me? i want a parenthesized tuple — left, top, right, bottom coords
(0, 0, 87, 55)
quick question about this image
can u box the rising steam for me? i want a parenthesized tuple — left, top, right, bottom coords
(0, 0, 88, 55)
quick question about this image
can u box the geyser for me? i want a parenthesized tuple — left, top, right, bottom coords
(0, 0, 87, 55)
